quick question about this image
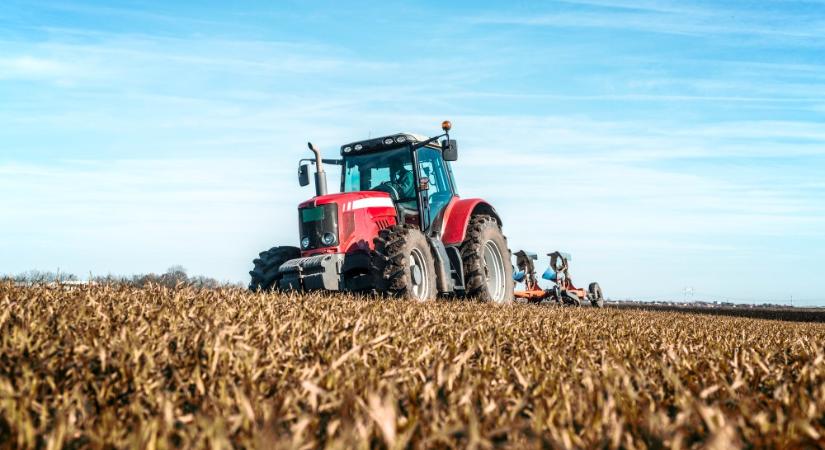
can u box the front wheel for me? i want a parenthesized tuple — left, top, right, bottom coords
(372, 225, 437, 300)
(459, 215, 514, 303)
(249, 246, 300, 291)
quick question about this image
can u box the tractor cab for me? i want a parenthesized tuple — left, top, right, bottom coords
(338, 128, 458, 233)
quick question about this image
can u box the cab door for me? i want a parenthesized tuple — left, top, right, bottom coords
(416, 146, 456, 231)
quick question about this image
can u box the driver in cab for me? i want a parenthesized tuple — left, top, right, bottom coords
(392, 163, 415, 203)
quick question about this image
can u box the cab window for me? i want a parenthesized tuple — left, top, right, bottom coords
(343, 147, 412, 193)
(417, 147, 454, 220)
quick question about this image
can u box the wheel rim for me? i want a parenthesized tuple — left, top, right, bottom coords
(409, 248, 429, 300)
(482, 240, 506, 302)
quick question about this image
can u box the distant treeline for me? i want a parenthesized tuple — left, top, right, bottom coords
(611, 302, 825, 323)
(3, 266, 232, 289)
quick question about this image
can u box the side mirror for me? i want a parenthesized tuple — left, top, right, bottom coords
(441, 139, 458, 161)
(298, 164, 310, 187)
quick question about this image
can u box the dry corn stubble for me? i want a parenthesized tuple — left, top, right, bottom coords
(1, 282, 824, 449)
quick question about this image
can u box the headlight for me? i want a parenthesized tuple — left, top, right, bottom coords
(301, 237, 310, 249)
(321, 232, 336, 246)
(384, 138, 394, 145)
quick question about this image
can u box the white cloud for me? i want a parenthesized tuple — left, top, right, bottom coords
(0, 56, 83, 81)
(467, 3, 825, 41)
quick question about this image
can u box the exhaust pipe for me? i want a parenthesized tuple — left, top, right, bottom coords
(307, 142, 328, 196)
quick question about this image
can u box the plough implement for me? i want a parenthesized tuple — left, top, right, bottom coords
(513, 250, 604, 307)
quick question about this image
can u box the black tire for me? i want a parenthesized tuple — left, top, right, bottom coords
(588, 282, 604, 308)
(372, 225, 437, 300)
(248, 246, 300, 291)
(562, 290, 582, 306)
(459, 215, 514, 302)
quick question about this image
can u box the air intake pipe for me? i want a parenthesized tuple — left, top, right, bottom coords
(307, 142, 328, 196)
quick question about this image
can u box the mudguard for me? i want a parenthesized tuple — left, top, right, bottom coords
(440, 198, 502, 245)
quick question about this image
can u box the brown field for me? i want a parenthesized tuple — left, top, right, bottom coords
(1, 283, 824, 449)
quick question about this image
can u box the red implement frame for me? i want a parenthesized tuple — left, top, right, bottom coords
(513, 250, 598, 306)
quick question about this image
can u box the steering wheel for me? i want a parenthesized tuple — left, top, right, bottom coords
(371, 181, 401, 201)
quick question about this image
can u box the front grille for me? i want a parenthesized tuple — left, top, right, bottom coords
(299, 203, 339, 249)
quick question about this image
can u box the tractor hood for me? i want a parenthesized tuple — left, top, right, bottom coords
(297, 191, 397, 256)
(298, 191, 394, 210)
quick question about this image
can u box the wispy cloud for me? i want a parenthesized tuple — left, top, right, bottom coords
(554, 0, 691, 13)
(468, 1, 825, 41)
(0, 55, 85, 81)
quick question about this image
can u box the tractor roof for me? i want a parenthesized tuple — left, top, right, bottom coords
(340, 132, 432, 156)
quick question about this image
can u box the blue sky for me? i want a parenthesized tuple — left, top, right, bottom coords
(1, 0, 824, 305)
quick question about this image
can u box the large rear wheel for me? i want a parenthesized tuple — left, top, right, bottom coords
(373, 225, 437, 300)
(459, 215, 514, 302)
(248, 246, 300, 291)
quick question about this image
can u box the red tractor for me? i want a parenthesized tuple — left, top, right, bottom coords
(249, 121, 514, 302)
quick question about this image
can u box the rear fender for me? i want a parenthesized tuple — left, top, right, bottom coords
(441, 198, 502, 246)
